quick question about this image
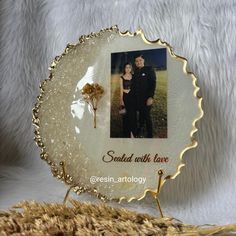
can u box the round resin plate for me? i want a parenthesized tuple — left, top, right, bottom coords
(33, 26, 203, 201)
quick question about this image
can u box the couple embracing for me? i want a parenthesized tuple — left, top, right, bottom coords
(120, 53, 157, 138)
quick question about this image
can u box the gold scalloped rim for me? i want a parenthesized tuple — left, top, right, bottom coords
(32, 25, 204, 203)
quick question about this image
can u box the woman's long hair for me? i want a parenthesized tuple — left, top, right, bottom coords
(122, 62, 133, 75)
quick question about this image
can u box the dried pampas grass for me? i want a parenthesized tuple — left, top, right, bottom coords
(0, 199, 236, 235)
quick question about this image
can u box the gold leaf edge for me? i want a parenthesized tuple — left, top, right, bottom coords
(32, 25, 204, 203)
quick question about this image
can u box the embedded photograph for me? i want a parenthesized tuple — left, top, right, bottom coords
(110, 48, 167, 138)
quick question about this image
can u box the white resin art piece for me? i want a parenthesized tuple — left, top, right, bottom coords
(33, 26, 203, 202)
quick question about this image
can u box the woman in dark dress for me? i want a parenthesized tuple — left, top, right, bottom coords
(120, 63, 136, 138)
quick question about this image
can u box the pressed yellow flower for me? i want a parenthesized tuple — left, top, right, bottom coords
(81, 83, 104, 128)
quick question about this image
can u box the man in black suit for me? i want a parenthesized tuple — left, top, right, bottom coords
(132, 53, 157, 138)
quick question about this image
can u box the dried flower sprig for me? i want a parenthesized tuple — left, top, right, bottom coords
(81, 83, 104, 128)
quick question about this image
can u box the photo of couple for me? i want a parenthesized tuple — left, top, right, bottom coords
(110, 48, 167, 138)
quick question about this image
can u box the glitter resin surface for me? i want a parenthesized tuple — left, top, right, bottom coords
(33, 27, 203, 201)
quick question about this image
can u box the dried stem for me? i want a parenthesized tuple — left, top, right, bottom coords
(93, 108, 97, 128)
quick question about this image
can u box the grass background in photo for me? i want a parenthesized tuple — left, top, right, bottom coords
(110, 70, 167, 138)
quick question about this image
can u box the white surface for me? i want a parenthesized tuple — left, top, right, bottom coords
(0, 0, 236, 225)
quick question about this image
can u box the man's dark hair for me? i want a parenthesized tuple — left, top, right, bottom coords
(133, 52, 144, 60)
